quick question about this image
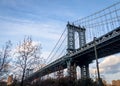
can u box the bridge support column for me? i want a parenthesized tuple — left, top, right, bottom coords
(71, 63, 77, 80)
(66, 60, 77, 86)
(79, 64, 90, 79)
(66, 60, 77, 80)
(86, 64, 90, 78)
(80, 65, 84, 78)
(67, 60, 71, 77)
(56, 66, 64, 79)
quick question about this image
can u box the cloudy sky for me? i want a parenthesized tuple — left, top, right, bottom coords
(0, 0, 120, 83)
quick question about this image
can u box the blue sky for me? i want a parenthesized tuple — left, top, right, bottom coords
(0, 0, 120, 83)
(0, 0, 119, 55)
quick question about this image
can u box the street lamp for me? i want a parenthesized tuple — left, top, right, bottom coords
(93, 37, 102, 86)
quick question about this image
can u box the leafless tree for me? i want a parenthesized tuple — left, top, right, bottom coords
(0, 41, 12, 80)
(14, 36, 43, 86)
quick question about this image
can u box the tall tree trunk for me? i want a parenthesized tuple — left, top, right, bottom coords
(20, 68, 25, 86)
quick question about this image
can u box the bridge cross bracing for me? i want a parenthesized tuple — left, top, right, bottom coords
(25, 1, 120, 82)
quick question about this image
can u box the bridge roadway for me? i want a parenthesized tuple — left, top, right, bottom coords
(26, 26, 120, 81)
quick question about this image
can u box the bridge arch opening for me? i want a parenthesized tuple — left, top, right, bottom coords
(75, 31, 80, 49)
(67, 22, 86, 53)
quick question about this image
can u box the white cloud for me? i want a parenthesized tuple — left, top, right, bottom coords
(99, 55, 120, 68)
(41, 51, 50, 59)
(90, 54, 120, 74)
(0, 16, 67, 63)
(0, 19, 63, 41)
(90, 67, 105, 74)
(90, 54, 120, 83)
(42, 51, 61, 64)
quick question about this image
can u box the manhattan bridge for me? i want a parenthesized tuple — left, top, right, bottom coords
(25, 2, 120, 85)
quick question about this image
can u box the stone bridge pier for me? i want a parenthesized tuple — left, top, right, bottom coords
(66, 59, 90, 80)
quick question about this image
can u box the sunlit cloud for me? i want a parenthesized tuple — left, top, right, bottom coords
(100, 55, 120, 68)
(90, 54, 120, 74)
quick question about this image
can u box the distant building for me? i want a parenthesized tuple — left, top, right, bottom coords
(103, 81, 112, 86)
(7, 75, 13, 86)
(26, 68, 34, 78)
(103, 80, 107, 85)
(107, 84, 112, 86)
(101, 79, 120, 86)
(112, 80, 120, 86)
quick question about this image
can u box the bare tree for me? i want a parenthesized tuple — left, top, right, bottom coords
(0, 41, 12, 80)
(14, 36, 42, 86)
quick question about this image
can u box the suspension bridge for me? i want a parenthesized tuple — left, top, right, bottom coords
(25, 2, 120, 82)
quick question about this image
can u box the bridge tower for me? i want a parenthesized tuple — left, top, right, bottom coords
(67, 22, 90, 79)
